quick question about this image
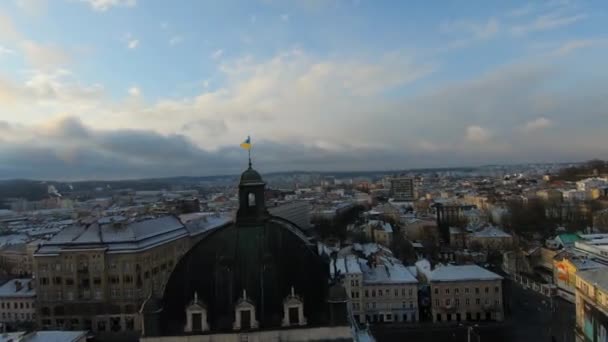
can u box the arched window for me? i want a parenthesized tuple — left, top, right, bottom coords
(248, 193, 256, 207)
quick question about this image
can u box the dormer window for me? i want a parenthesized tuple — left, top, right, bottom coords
(233, 289, 258, 330)
(184, 292, 208, 333)
(282, 287, 307, 327)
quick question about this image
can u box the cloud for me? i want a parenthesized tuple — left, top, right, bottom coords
(169, 35, 183, 46)
(14, 0, 48, 15)
(2, 48, 608, 178)
(553, 38, 608, 56)
(127, 39, 139, 49)
(442, 17, 500, 41)
(128, 86, 140, 97)
(211, 49, 224, 60)
(511, 12, 586, 35)
(0, 45, 15, 56)
(465, 125, 491, 143)
(81, 0, 136, 12)
(20, 40, 70, 69)
(0, 11, 22, 41)
(522, 117, 552, 132)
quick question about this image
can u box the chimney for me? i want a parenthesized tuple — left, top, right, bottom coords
(15, 281, 22, 292)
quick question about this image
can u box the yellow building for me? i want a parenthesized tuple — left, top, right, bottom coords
(430, 265, 504, 323)
(33, 214, 232, 336)
(575, 268, 608, 341)
(554, 253, 603, 301)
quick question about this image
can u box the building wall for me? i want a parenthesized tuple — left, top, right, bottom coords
(575, 274, 608, 341)
(0, 296, 36, 324)
(34, 236, 191, 333)
(141, 326, 353, 342)
(360, 283, 418, 324)
(430, 279, 503, 323)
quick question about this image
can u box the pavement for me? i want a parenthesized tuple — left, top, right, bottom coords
(371, 279, 575, 342)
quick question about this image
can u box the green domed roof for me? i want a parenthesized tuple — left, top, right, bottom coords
(240, 167, 264, 185)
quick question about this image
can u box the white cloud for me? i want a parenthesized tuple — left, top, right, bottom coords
(553, 38, 608, 56)
(442, 17, 500, 41)
(211, 49, 224, 60)
(169, 35, 183, 46)
(81, 0, 136, 12)
(0, 45, 15, 56)
(511, 12, 586, 35)
(522, 117, 552, 132)
(128, 86, 140, 97)
(20, 40, 70, 69)
(14, 0, 48, 15)
(127, 39, 139, 49)
(280, 13, 290, 22)
(465, 125, 491, 143)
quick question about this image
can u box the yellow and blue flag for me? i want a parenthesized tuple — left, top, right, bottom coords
(240, 136, 252, 150)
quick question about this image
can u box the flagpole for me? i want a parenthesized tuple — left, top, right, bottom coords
(248, 147, 252, 168)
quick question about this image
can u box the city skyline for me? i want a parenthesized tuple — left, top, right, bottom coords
(1, 0, 607, 179)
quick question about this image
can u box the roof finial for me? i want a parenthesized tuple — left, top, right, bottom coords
(243, 288, 247, 299)
(291, 286, 295, 297)
(194, 291, 198, 303)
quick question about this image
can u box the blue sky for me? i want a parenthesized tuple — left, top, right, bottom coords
(0, 0, 607, 179)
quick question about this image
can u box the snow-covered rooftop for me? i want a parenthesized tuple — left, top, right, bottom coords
(36, 214, 232, 255)
(360, 257, 418, 285)
(0, 278, 35, 298)
(471, 226, 511, 238)
(430, 264, 502, 282)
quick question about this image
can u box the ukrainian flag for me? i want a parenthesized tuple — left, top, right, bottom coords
(240, 136, 252, 150)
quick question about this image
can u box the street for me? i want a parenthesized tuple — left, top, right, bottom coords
(371, 279, 576, 342)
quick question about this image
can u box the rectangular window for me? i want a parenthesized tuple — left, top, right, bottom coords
(445, 288, 450, 294)
(365, 290, 369, 297)
(495, 286, 499, 293)
(434, 288, 438, 294)
(465, 288, 469, 294)
(435, 299, 439, 307)
(372, 290, 376, 297)
(65, 278, 74, 286)
(409, 288, 413, 296)
(475, 288, 479, 294)
(394, 289, 398, 297)
(402, 288, 406, 296)
(446, 299, 450, 306)
(455, 288, 459, 294)
(455, 299, 460, 307)
(93, 277, 102, 285)
(485, 287, 489, 294)
(476, 298, 480, 305)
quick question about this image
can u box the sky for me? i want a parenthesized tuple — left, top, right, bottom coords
(0, 0, 607, 180)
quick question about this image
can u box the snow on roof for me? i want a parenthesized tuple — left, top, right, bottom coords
(415, 259, 432, 281)
(353, 243, 391, 257)
(37, 215, 231, 255)
(0, 278, 35, 297)
(578, 268, 608, 293)
(430, 264, 502, 282)
(360, 257, 417, 284)
(472, 226, 511, 238)
(13, 331, 88, 342)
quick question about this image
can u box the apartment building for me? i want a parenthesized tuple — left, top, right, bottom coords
(33, 214, 231, 335)
(0, 278, 36, 326)
(430, 265, 504, 323)
(331, 252, 418, 324)
(575, 268, 608, 341)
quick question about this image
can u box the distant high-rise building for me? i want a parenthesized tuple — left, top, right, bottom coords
(390, 177, 415, 201)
